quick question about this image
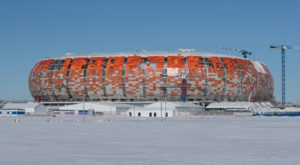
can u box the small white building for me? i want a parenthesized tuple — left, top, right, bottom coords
(127, 102, 204, 118)
(128, 102, 202, 118)
(58, 102, 117, 115)
(127, 102, 202, 117)
(127, 109, 174, 118)
(127, 102, 175, 118)
(1, 102, 46, 115)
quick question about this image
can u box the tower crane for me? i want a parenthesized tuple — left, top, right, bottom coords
(222, 47, 252, 58)
(270, 45, 300, 109)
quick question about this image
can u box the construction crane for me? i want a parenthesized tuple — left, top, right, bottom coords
(222, 47, 253, 58)
(270, 45, 300, 109)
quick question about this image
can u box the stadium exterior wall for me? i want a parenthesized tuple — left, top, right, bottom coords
(28, 51, 274, 102)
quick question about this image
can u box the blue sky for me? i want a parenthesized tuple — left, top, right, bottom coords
(0, 0, 300, 102)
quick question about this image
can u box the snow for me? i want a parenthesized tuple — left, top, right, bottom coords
(1, 116, 300, 165)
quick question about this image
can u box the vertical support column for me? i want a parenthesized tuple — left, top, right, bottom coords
(50, 71, 54, 100)
(204, 58, 208, 98)
(233, 59, 242, 100)
(184, 56, 188, 101)
(219, 58, 227, 101)
(142, 67, 147, 99)
(141, 57, 147, 99)
(163, 57, 168, 100)
(122, 57, 127, 97)
(102, 58, 108, 97)
(66, 59, 74, 100)
(83, 59, 90, 100)
(38, 61, 48, 101)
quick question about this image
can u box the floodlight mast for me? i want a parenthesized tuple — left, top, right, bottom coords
(270, 45, 300, 109)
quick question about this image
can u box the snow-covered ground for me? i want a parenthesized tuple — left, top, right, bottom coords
(1, 116, 300, 165)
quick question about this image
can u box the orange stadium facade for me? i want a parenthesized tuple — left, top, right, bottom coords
(28, 51, 274, 102)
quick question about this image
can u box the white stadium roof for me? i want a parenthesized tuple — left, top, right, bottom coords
(50, 51, 247, 60)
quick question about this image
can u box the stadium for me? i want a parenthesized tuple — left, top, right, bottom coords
(28, 50, 274, 103)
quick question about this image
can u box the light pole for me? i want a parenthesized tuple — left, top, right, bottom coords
(160, 99, 163, 121)
(82, 95, 86, 122)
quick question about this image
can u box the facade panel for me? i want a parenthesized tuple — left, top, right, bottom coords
(29, 60, 47, 101)
(125, 56, 144, 98)
(51, 58, 72, 100)
(86, 57, 106, 100)
(206, 57, 225, 101)
(145, 56, 164, 99)
(221, 57, 241, 101)
(105, 57, 125, 98)
(186, 56, 206, 99)
(39, 59, 53, 101)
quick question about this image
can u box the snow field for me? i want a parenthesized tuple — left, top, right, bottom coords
(0, 116, 300, 165)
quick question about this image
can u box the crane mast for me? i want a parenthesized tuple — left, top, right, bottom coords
(270, 45, 300, 109)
